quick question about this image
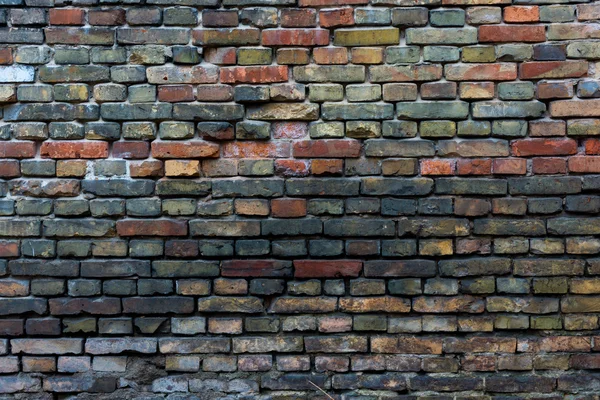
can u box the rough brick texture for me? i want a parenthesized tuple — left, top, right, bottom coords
(1, 0, 600, 398)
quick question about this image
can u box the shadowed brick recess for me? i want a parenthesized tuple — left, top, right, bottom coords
(2, 0, 600, 397)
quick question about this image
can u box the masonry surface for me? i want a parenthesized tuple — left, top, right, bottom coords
(2, 0, 600, 398)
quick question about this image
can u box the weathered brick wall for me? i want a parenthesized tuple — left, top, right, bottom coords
(2, 0, 600, 397)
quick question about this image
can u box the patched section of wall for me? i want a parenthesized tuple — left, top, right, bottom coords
(1, 0, 600, 397)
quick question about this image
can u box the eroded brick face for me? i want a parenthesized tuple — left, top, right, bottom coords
(1, 0, 600, 397)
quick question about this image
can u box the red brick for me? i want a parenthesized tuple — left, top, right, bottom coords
(281, 9, 317, 27)
(537, 81, 573, 99)
(0, 160, 20, 178)
(0, 320, 23, 336)
(311, 159, 344, 175)
(532, 158, 566, 174)
(520, 61, 589, 79)
(493, 158, 527, 175)
(313, 47, 348, 64)
(511, 138, 578, 156)
(0, 142, 36, 159)
(88, 8, 126, 25)
(129, 161, 164, 177)
(569, 156, 600, 173)
(165, 240, 199, 258)
(456, 238, 491, 255)
(294, 260, 363, 278)
(151, 142, 219, 159)
(446, 63, 517, 81)
(319, 8, 354, 27)
(272, 122, 308, 139)
(421, 159, 455, 176)
(262, 29, 329, 46)
(586, 139, 600, 155)
(49, 9, 85, 25)
(196, 85, 233, 102)
(0, 241, 19, 257)
(274, 159, 310, 177)
(220, 66, 289, 84)
(318, 316, 352, 333)
(0, 48, 13, 65)
(293, 140, 361, 158)
(117, 220, 188, 236)
(158, 85, 195, 102)
(462, 355, 496, 372)
(41, 142, 109, 159)
(504, 6, 539, 22)
(479, 25, 546, 43)
(198, 124, 234, 141)
(271, 198, 307, 218)
(202, 10, 238, 27)
(222, 260, 292, 277)
(457, 159, 492, 175)
(223, 142, 290, 158)
(113, 142, 150, 159)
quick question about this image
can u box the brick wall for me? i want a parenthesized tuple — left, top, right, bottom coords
(1, 0, 600, 397)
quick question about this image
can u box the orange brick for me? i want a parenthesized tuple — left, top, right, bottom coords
(311, 159, 344, 175)
(319, 8, 354, 27)
(313, 47, 348, 65)
(271, 198, 307, 218)
(351, 47, 384, 64)
(479, 25, 546, 43)
(493, 158, 527, 175)
(457, 159, 492, 175)
(421, 159, 455, 176)
(274, 159, 310, 177)
(504, 6, 539, 23)
(49, 9, 85, 25)
(158, 85, 195, 102)
(569, 156, 600, 173)
(586, 139, 600, 155)
(511, 138, 578, 156)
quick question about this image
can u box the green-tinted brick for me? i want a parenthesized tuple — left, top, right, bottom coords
(420, 120, 456, 138)
(237, 48, 272, 65)
(334, 28, 400, 46)
(462, 46, 495, 63)
(423, 46, 460, 62)
(430, 9, 465, 27)
(457, 120, 491, 137)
